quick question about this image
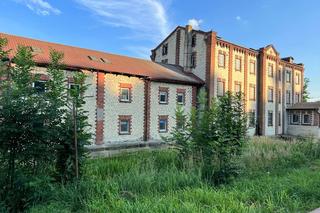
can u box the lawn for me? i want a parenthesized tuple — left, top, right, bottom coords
(30, 137, 320, 213)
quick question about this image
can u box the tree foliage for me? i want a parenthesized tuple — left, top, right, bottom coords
(167, 89, 248, 185)
(0, 37, 91, 211)
(303, 77, 310, 102)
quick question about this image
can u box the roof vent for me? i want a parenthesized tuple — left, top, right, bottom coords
(30, 46, 42, 54)
(88, 56, 111, 64)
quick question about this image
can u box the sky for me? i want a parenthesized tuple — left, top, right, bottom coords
(0, 0, 319, 100)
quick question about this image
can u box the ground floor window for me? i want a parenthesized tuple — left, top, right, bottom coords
(291, 113, 300, 125)
(268, 111, 273, 127)
(302, 114, 312, 125)
(159, 115, 168, 133)
(119, 115, 131, 135)
(33, 80, 46, 93)
(248, 110, 255, 128)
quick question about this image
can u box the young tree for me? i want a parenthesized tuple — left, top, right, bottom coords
(168, 90, 248, 185)
(303, 77, 310, 102)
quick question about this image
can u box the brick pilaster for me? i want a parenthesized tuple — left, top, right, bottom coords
(95, 72, 105, 145)
(244, 51, 248, 112)
(205, 32, 217, 103)
(143, 79, 151, 141)
(228, 46, 234, 91)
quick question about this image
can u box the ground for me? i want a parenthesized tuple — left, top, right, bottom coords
(30, 137, 320, 213)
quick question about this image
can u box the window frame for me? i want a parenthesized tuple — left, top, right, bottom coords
(268, 111, 274, 127)
(248, 110, 256, 128)
(235, 57, 242, 71)
(218, 51, 226, 68)
(249, 84, 256, 101)
(234, 81, 242, 93)
(268, 63, 274, 78)
(291, 113, 300, 125)
(217, 78, 226, 97)
(191, 34, 197, 47)
(191, 52, 197, 68)
(118, 115, 132, 135)
(159, 87, 169, 104)
(302, 114, 312, 125)
(32, 80, 47, 93)
(268, 87, 274, 103)
(249, 60, 256, 75)
(162, 43, 168, 56)
(176, 89, 186, 105)
(158, 115, 168, 133)
(119, 83, 132, 103)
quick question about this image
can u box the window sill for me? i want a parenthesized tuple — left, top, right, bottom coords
(119, 132, 131, 135)
(159, 102, 168, 105)
(159, 131, 168, 133)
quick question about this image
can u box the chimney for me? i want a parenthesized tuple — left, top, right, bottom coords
(186, 24, 193, 32)
(282, 56, 294, 63)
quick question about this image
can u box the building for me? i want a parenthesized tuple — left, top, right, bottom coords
(0, 32, 203, 148)
(287, 102, 320, 137)
(151, 25, 305, 136)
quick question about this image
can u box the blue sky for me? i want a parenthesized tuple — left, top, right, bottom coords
(0, 0, 319, 99)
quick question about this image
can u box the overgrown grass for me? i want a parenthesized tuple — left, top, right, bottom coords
(29, 137, 320, 212)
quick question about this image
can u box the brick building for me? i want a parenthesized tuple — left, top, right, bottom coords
(151, 25, 305, 136)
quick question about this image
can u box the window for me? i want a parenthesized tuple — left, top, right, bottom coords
(250, 61, 256, 75)
(191, 34, 197, 47)
(291, 113, 300, 124)
(68, 83, 80, 97)
(278, 90, 281, 103)
(161, 59, 168, 64)
(191, 52, 197, 68)
(235, 57, 241, 71)
(268, 87, 274, 102)
(268, 111, 273, 127)
(249, 84, 256, 100)
(278, 70, 282, 81)
(278, 112, 281, 126)
(119, 115, 131, 135)
(159, 116, 168, 133)
(295, 73, 300, 85)
(286, 70, 292, 83)
(159, 87, 169, 104)
(33, 80, 46, 93)
(268, 64, 274, 77)
(119, 83, 132, 102)
(218, 53, 226, 68)
(217, 79, 225, 97)
(303, 114, 311, 125)
(235, 82, 241, 93)
(162, 43, 168, 56)
(248, 110, 256, 128)
(295, 93, 300, 103)
(286, 90, 291, 104)
(177, 89, 185, 105)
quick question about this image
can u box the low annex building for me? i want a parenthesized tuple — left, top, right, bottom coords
(287, 102, 320, 137)
(0, 32, 202, 146)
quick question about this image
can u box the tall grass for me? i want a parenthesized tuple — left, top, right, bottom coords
(29, 137, 320, 213)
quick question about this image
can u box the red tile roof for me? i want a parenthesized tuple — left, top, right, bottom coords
(0, 33, 203, 86)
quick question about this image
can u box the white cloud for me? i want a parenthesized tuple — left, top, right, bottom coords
(13, 0, 61, 16)
(75, 0, 169, 42)
(187, 18, 203, 30)
(236, 15, 248, 24)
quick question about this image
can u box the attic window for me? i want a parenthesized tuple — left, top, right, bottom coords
(30, 46, 42, 53)
(88, 55, 99, 61)
(88, 56, 111, 64)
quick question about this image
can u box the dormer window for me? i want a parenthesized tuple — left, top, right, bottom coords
(88, 56, 111, 64)
(88, 55, 99, 61)
(29, 46, 42, 54)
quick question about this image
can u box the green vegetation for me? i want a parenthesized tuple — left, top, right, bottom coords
(29, 137, 320, 213)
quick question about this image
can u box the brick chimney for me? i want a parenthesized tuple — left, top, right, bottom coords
(186, 24, 193, 32)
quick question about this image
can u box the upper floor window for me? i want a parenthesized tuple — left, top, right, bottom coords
(268, 87, 274, 102)
(159, 87, 169, 104)
(250, 61, 256, 75)
(162, 43, 168, 56)
(119, 83, 132, 103)
(235, 57, 241, 71)
(278, 70, 282, 81)
(286, 70, 292, 83)
(295, 92, 300, 103)
(295, 73, 300, 85)
(191, 52, 197, 68)
(234, 82, 241, 93)
(191, 34, 197, 47)
(278, 90, 281, 103)
(286, 90, 291, 104)
(217, 79, 225, 97)
(268, 64, 274, 77)
(218, 52, 226, 68)
(249, 84, 256, 101)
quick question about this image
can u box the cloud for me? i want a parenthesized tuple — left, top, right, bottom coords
(13, 0, 61, 16)
(75, 0, 169, 42)
(187, 18, 203, 30)
(235, 15, 248, 24)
